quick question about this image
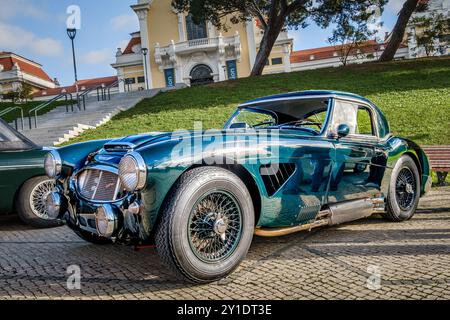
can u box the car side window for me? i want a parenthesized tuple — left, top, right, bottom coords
(329, 100, 358, 135)
(356, 107, 375, 136)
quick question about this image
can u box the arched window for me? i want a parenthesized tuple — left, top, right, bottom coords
(190, 64, 213, 86)
(186, 14, 207, 40)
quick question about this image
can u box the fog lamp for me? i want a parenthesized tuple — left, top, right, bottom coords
(95, 205, 118, 238)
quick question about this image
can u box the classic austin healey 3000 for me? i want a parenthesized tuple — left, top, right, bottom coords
(44, 91, 431, 283)
(0, 119, 60, 227)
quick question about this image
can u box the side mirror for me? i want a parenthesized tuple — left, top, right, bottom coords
(337, 124, 350, 139)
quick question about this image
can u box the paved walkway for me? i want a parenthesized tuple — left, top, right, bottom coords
(0, 187, 449, 300)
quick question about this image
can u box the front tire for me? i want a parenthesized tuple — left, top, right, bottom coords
(16, 176, 62, 228)
(156, 167, 255, 283)
(383, 155, 421, 222)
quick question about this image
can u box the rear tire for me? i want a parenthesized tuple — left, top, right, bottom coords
(16, 176, 63, 228)
(155, 167, 255, 283)
(383, 155, 420, 222)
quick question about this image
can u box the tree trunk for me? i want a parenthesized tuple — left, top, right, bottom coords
(250, 15, 286, 76)
(379, 0, 419, 62)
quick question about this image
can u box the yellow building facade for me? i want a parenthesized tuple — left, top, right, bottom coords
(112, 0, 293, 91)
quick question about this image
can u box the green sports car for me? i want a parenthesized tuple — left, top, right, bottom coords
(0, 119, 60, 227)
(44, 90, 432, 282)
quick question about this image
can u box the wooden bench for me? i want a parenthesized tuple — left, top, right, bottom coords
(422, 146, 450, 186)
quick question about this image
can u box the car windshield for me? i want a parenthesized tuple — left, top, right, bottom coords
(225, 98, 330, 135)
(0, 119, 37, 151)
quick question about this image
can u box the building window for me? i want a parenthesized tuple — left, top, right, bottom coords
(265, 59, 270, 66)
(226, 60, 238, 80)
(186, 14, 207, 40)
(271, 57, 283, 65)
(164, 68, 175, 87)
(125, 78, 136, 84)
(137, 76, 145, 83)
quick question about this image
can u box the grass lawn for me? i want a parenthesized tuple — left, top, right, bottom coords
(0, 100, 75, 125)
(68, 57, 450, 146)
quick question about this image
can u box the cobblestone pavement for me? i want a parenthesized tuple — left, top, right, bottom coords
(0, 187, 449, 300)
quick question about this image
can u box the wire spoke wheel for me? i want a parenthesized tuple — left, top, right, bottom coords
(188, 190, 242, 263)
(29, 179, 55, 219)
(395, 167, 416, 211)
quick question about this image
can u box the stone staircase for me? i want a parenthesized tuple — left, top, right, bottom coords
(12, 89, 160, 146)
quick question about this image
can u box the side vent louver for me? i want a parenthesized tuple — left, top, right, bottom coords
(260, 163, 296, 196)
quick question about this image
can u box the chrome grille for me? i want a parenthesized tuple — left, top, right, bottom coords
(77, 168, 122, 202)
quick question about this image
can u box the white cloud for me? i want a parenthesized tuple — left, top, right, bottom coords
(110, 14, 139, 31)
(0, 0, 48, 21)
(81, 48, 113, 65)
(0, 22, 63, 57)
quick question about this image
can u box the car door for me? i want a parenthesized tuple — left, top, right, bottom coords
(326, 99, 386, 203)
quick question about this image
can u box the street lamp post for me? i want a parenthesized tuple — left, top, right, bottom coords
(67, 28, 79, 103)
(141, 48, 149, 90)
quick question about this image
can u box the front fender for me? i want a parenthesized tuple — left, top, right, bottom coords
(56, 139, 111, 176)
(136, 136, 269, 232)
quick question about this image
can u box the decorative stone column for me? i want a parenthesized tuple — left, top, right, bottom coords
(282, 44, 292, 73)
(245, 19, 257, 69)
(117, 68, 125, 93)
(217, 33, 226, 81)
(132, 1, 153, 89)
(207, 21, 216, 38)
(177, 13, 186, 42)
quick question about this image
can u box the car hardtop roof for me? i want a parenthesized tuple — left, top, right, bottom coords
(239, 90, 374, 108)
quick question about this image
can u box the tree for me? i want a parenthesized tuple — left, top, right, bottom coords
(2, 91, 19, 103)
(410, 13, 450, 57)
(172, 0, 313, 76)
(173, 0, 387, 76)
(317, 0, 387, 66)
(379, 0, 420, 62)
(19, 83, 34, 103)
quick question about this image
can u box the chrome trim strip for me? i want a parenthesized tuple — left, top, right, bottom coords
(0, 165, 42, 169)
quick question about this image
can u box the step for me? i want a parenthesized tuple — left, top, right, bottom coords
(14, 89, 160, 146)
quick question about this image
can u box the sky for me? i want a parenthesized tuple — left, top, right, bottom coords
(0, 0, 404, 86)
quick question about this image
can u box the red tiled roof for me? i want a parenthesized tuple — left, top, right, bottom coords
(290, 41, 407, 63)
(33, 76, 118, 98)
(77, 76, 118, 87)
(0, 52, 53, 83)
(123, 32, 142, 54)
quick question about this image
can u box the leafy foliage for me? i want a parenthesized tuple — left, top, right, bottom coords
(316, 0, 387, 66)
(410, 13, 450, 57)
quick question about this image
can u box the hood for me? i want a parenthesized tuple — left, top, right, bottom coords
(102, 132, 171, 152)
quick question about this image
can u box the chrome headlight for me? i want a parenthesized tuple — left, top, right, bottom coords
(44, 150, 62, 178)
(118, 152, 147, 192)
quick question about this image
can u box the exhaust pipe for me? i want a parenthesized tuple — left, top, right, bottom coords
(254, 197, 385, 237)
